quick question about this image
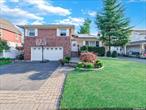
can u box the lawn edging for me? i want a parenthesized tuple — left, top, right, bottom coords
(75, 66, 104, 71)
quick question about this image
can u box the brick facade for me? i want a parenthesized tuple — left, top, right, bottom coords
(0, 29, 22, 46)
(24, 29, 71, 60)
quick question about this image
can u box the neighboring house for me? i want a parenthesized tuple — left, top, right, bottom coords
(18, 25, 75, 61)
(0, 18, 22, 58)
(71, 34, 102, 56)
(125, 30, 146, 57)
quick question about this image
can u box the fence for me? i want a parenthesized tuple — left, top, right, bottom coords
(0, 49, 21, 59)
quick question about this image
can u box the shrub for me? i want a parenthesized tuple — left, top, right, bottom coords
(16, 53, 24, 60)
(80, 52, 97, 63)
(76, 62, 84, 68)
(112, 51, 118, 58)
(64, 56, 71, 62)
(0, 58, 12, 63)
(106, 51, 111, 57)
(85, 63, 94, 69)
(80, 46, 105, 56)
(80, 46, 88, 52)
(63, 56, 71, 63)
(94, 60, 103, 68)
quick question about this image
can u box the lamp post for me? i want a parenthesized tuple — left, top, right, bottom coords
(41, 45, 44, 63)
(36, 38, 46, 63)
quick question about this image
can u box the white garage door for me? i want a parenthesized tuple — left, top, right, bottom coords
(31, 47, 63, 61)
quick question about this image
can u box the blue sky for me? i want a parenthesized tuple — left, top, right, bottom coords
(0, 0, 146, 34)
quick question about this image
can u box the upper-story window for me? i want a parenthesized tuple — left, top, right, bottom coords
(60, 29, 67, 36)
(57, 28, 69, 37)
(28, 29, 35, 36)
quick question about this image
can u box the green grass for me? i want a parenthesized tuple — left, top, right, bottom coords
(0, 61, 11, 66)
(61, 58, 146, 109)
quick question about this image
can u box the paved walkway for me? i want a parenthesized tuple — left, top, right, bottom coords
(0, 67, 73, 110)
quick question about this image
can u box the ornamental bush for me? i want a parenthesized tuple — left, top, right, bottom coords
(112, 51, 118, 58)
(85, 63, 94, 69)
(106, 51, 111, 57)
(77, 62, 84, 68)
(80, 52, 97, 63)
(94, 60, 103, 68)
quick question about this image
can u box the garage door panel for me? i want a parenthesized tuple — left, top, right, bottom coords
(44, 47, 63, 61)
(31, 47, 42, 61)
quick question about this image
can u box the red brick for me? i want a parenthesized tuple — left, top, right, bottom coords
(24, 29, 71, 60)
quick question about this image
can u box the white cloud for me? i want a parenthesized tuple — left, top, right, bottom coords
(10, 0, 19, 2)
(32, 20, 45, 25)
(25, 0, 71, 16)
(0, 5, 43, 21)
(55, 17, 84, 26)
(81, 9, 97, 17)
(88, 11, 97, 17)
(128, 0, 146, 2)
(0, 0, 5, 4)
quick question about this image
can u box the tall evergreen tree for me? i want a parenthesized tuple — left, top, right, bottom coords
(78, 18, 91, 34)
(95, 0, 132, 52)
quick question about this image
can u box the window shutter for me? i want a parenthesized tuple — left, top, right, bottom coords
(57, 28, 60, 36)
(35, 28, 38, 36)
(66, 29, 69, 36)
(25, 29, 28, 36)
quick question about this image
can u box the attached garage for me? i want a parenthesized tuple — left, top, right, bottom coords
(31, 47, 63, 61)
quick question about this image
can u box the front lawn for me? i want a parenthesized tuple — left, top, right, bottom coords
(0, 58, 12, 66)
(61, 58, 146, 108)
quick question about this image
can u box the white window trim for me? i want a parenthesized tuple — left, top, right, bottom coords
(25, 28, 38, 37)
(57, 28, 69, 37)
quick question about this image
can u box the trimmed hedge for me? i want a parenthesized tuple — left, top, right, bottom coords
(112, 51, 118, 58)
(80, 46, 105, 56)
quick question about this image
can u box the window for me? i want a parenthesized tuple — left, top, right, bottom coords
(85, 41, 89, 45)
(28, 28, 35, 36)
(60, 29, 67, 36)
(89, 41, 96, 46)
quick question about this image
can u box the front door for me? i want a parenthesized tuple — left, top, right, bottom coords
(71, 41, 78, 52)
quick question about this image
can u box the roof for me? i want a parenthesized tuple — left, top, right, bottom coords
(0, 18, 21, 34)
(73, 34, 98, 39)
(18, 24, 75, 29)
(132, 29, 146, 35)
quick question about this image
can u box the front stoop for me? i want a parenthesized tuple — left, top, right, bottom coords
(0, 67, 72, 110)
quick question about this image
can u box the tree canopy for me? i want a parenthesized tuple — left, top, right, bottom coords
(0, 39, 9, 52)
(78, 18, 91, 34)
(95, 0, 132, 52)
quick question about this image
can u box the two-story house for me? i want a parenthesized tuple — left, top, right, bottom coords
(19, 25, 75, 61)
(0, 18, 22, 58)
(124, 30, 146, 57)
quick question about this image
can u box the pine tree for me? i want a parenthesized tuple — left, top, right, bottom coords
(78, 18, 91, 34)
(95, 0, 132, 52)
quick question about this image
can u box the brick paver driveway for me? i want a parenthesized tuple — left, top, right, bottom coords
(0, 62, 73, 110)
(0, 62, 59, 90)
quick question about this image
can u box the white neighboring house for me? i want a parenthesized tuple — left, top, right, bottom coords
(124, 30, 146, 57)
(0, 18, 22, 58)
(110, 30, 146, 57)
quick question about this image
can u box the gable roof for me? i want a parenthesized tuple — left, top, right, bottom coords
(0, 18, 21, 34)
